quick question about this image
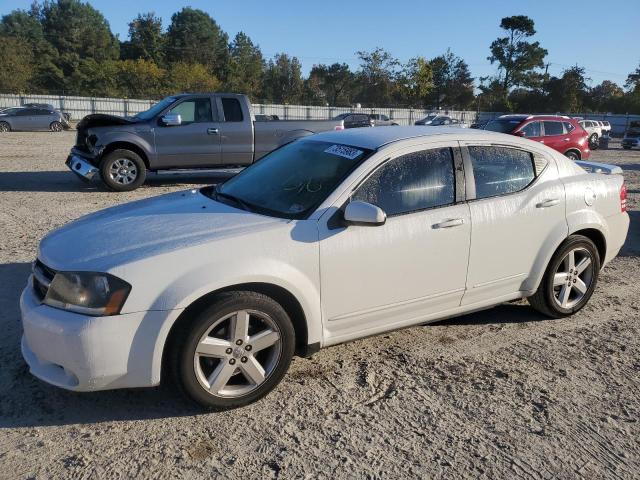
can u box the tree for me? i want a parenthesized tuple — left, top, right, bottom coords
(121, 12, 164, 65)
(308, 63, 356, 106)
(165, 8, 229, 82)
(428, 50, 474, 109)
(626, 64, 640, 93)
(355, 47, 400, 106)
(166, 62, 220, 93)
(587, 80, 624, 112)
(396, 57, 433, 107)
(226, 32, 264, 98)
(544, 66, 589, 112)
(0, 35, 34, 92)
(261, 54, 304, 104)
(116, 59, 165, 97)
(488, 15, 547, 100)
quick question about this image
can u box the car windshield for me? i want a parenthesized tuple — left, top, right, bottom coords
(484, 119, 522, 133)
(133, 96, 177, 120)
(420, 115, 437, 122)
(208, 140, 373, 219)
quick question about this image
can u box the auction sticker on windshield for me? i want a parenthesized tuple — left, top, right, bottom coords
(324, 144, 363, 160)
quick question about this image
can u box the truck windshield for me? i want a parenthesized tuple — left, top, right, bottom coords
(208, 140, 373, 219)
(133, 96, 177, 120)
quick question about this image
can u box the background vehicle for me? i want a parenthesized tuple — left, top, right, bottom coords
(415, 115, 466, 127)
(484, 114, 590, 160)
(333, 113, 373, 128)
(622, 121, 640, 149)
(368, 113, 398, 126)
(23, 103, 72, 122)
(21, 127, 628, 410)
(0, 107, 68, 132)
(67, 93, 344, 191)
(578, 119, 602, 149)
(599, 120, 611, 135)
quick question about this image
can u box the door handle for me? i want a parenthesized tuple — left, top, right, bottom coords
(207, 128, 219, 135)
(536, 198, 560, 208)
(432, 218, 464, 229)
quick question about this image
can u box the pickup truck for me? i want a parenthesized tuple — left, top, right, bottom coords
(67, 93, 345, 191)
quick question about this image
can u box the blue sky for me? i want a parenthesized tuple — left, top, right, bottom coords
(2, 0, 638, 86)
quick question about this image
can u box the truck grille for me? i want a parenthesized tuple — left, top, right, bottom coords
(32, 259, 56, 301)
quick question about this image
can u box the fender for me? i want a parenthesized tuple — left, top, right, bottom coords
(94, 130, 155, 167)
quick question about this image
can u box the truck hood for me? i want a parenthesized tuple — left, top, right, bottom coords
(38, 190, 287, 271)
(76, 113, 139, 130)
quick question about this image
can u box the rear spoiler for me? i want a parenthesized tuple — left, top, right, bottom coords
(575, 160, 623, 175)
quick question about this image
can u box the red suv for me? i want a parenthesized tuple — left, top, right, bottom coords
(484, 115, 590, 160)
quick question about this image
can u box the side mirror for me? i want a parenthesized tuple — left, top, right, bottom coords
(161, 113, 182, 126)
(343, 200, 386, 226)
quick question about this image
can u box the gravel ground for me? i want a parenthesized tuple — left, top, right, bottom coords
(0, 132, 638, 479)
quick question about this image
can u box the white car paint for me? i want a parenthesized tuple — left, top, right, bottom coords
(20, 127, 630, 392)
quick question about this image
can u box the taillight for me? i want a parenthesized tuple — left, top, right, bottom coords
(334, 124, 344, 131)
(620, 184, 627, 212)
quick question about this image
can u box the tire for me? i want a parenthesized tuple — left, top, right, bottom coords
(589, 133, 599, 150)
(170, 291, 296, 410)
(528, 235, 600, 318)
(99, 149, 146, 191)
(564, 150, 580, 161)
(49, 121, 63, 132)
(622, 146, 631, 150)
(0, 121, 10, 133)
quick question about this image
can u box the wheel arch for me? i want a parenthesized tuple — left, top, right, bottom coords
(102, 141, 150, 168)
(160, 282, 312, 383)
(563, 148, 582, 159)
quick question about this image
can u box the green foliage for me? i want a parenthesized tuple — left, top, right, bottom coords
(121, 13, 164, 65)
(428, 50, 474, 109)
(226, 32, 264, 98)
(0, 35, 34, 93)
(166, 62, 220, 94)
(307, 63, 355, 106)
(261, 54, 304, 104)
(164, 7, 229, 82)
(396, 57, 433, 107)
(355, 48, 400, 106)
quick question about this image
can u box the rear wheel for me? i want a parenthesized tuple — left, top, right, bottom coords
(589, 133, 599, 149)
(0, 121, 10, 133)
(564, 150, 580, 160)
(171, 291, 295, 410)
(49, 121, 63, 132)
(528, 235, 600, 318)
(99, 149, 146, 191)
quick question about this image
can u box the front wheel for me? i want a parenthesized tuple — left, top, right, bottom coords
(99, 149, 146, 191)
(171, 291, 296, 410)
(0, 121, 10, 133)
(50, 121, 63, 132)
(528, 235, 600, 318)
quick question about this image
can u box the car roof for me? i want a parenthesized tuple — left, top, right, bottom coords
(305, 125, 519, 150)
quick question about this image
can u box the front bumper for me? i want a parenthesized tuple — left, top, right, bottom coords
(66, 154, 99, 180)
(20, 281, 176, 391)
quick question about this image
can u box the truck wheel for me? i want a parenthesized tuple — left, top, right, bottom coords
(170, 291, 295, 410)
(100, 149, 146, 191)
(528, 235, 600, 318)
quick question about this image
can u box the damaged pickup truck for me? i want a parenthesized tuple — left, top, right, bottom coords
(67, 93, 345, 191)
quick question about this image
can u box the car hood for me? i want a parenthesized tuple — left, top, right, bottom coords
(76, 113, 139, 130)
(38, 190, 288, 272)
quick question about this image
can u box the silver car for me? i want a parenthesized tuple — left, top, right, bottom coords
(0, 107, 68, 132)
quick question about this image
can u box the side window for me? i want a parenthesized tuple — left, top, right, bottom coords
(221, 98, 244, 122)
(352, 148, 455, 216)
(543, 121, 564, 136)
(520, 121, 542, 137)
(468, 146, 535, 199)
(168, 99, 212, 124)
(563, 122, 575, 133)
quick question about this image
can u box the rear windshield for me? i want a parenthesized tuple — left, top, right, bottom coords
(484, 119, 522, 133)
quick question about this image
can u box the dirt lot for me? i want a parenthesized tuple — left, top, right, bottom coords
(0, 131, 638, 479)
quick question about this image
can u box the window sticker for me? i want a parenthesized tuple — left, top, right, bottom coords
(324, 144, 363, 160)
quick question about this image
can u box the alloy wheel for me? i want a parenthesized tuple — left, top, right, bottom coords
(50, 122, 63, 132)
(0, 122, 9, 132)
(552, 247, 594, 309)
(108, 158, 138, 185)
(193, 309, 282, 398)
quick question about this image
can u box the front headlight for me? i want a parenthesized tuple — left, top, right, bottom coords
(44, 271, 131, 316)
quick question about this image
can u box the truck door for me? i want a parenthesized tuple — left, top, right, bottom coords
(216, 96, 254, 166)
(154, 96, 222, 169)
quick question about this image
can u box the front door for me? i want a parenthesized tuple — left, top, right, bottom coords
(154, 97, 222, 168)
(319, 145, 471, 344)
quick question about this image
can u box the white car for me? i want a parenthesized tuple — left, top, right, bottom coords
(20, 127, 629, 409)
(578, 119, 603, 148)
(599, 120, 612, 134)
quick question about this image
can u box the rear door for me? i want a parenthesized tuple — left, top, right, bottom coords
(216, 96, 254, 166)
(154, 96, 222, 168)
(460, 143, 567, 305)
(542, 120, 570, 153)
(13, 109, 34, 130)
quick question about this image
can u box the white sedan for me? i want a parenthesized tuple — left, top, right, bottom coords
(20, 127, 629, 409)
